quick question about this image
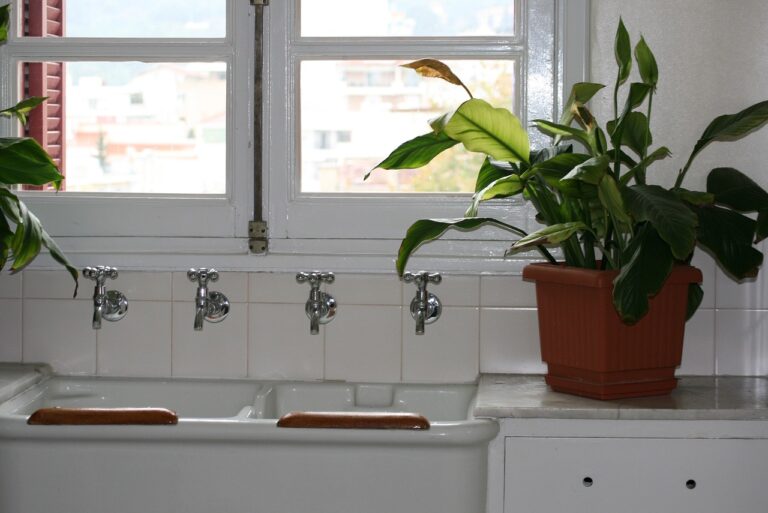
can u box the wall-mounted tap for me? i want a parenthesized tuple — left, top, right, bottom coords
(403, 271, 442, 335)
(187, 268, 230, 331)
(82, 266, 128, 330)
(296, 272, 336, 335)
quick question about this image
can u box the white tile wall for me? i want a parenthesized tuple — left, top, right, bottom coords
(2, 264, 766, 381)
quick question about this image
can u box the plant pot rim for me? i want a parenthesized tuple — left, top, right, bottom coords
(522, 262, 703, 289)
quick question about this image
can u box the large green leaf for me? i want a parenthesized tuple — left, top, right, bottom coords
(673, 187, 715, 206)
(614, 18, 632, 85)
(562, 154, 609, 185)
(466, 175, 523, 216)
(680, 101, 768, 185)
(507, 222, 589, 253)
(474, 158, 511, 192)
(695, 205, 763, 279)
(0, 138, 63, 186)
(612, 224, 674, 324)
(612, 83, 652, 138)
(367, 131, 458, 177)
(634, 36, 658, 88)
(444, 99, 529, 163)
(396, 217, 536, 275)
(622, 184, 697, 259)
(606, 112, 651, 156)
(706, 167, 768, 212)
(521, 153, 590, 182)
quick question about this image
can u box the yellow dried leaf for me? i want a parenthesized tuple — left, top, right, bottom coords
(401, 59, 473, 98)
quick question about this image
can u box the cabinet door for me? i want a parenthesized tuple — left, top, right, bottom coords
(504, 437, 768, 513)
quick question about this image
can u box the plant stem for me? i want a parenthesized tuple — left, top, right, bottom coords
(637, 92, 654, 185)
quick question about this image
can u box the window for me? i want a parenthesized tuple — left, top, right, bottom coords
(2, 0, 253, 248)
(264, 0, 589, 270)
(2, 0, 588, 271)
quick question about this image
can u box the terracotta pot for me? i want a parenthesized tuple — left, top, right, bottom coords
(522, 263, 703, 400)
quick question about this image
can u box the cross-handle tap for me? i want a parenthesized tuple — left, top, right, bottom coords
(187, 268, 230, 331)
(82, 266, 128, 330)
(296, 272, 336, 335)
(403, 271, 442, 335)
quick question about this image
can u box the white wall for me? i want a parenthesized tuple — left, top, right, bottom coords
(0, 1, 766, 380)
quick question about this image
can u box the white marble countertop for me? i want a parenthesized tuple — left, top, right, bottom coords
(476, 374, 768, 420)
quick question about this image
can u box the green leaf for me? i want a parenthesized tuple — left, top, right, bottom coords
(466, 175, 523, 217)
(534, 120, 592, 151)
(598, 175, 632, 228)
(634, 36, 658, 88)
(0, 138, 63, 187)
(623, 184, 698, 260)
(444, 99, 530, 163)
(0, 97, 47, 125)
(10, 200, 43, 273)
(706, 167, 768, 212)
(612, 224, 674, 324)
(521, 153, 590, 181)
(41, 231, 78, 297)
(756, 210, 768, 243)
(474, 158, 511, 192)
(607, 112, 652, 156)
(687, 100, 768, 169)
(615, 18, 632, 85)
(620, 146, 671, 185)
(508, 221, 589, 253)
(673, 188, 715, 206)
(613, 83, 653, 136)
(695, 205, 763, 280)
(559, 83, 606, 127)
(367, 131, 458, 177)
(397, 217, 531, 275)
(562, 154, 609, 185)
(0, 5, 9, 43)
(686, 283, 704, 321)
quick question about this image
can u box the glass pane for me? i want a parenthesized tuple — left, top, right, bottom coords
(301, 0, 515, 37)
(300, 60, 516, 194)
(23, 61, 227, 194)
(24, 0, 226, 38)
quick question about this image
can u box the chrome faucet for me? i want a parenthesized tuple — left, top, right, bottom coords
(82, 266, 128, 330)
(187, 268, 230, 331)
(403, 271, 442, 335)
(296, 272, 336, 335)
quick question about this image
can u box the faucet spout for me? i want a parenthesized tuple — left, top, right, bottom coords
(83, 266, 127, 330)
(403, 272, 442, 335)
(187, 268, 230, 331)
(92, 300, 104, 330)
(296, 272, 336, 335)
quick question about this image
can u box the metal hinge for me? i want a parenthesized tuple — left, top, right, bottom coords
(251, 0, 269, 5)
(249, 221, 268, 254)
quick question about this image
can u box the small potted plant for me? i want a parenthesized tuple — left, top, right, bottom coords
(0, 5, 77, 294)
(368, 20, 768, 399)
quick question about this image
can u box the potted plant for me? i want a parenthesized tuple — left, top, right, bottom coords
(367, 21, 768, 399)
(0, 5, 78, 294)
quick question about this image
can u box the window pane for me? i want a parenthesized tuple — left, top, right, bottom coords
(300, 60, 516, 194)
(24, 0, 226, 38)
(24, 61, 227, 194)
(301, 0, 515, 37)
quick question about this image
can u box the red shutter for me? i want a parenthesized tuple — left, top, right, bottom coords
(23, 0, 66, 191)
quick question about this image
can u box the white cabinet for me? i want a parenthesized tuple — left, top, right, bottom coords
(503, 437, 768, 513)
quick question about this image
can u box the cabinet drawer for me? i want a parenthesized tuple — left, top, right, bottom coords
(504, 437, 768, 513)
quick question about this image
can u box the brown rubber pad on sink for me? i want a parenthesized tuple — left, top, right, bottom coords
(277, 411, 430, 430)
(27, 407, 179, 425)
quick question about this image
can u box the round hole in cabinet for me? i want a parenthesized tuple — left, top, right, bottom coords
(686, 479, 697, 490)
(583, 477, 593, 487)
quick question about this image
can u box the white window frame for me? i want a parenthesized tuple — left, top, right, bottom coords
(0, 0, 254, 257)
(263, 0, 590, 273)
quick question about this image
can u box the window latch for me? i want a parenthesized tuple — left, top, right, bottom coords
(249, 221, 268, 254)
(250, 0, 269, 5)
